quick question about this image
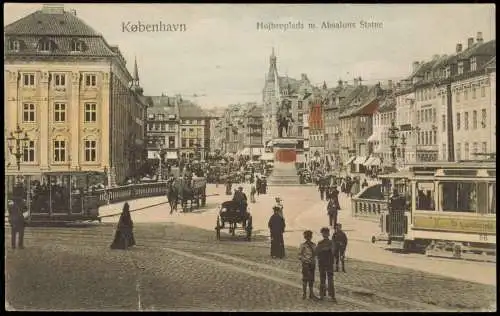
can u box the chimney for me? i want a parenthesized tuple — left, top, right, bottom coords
(467, 37, 474, 48)
(456, 43, 463, 53)
(412, 61, 420, 72)
(353, 78, 359, 87)
(476, 32, 483, 44)
(388, 80, 393, 90)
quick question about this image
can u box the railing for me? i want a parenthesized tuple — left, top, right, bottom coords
(94, 182, 168, 206)
(352, 197, 387, 220)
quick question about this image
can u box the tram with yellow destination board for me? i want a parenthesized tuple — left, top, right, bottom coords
(371, 161, 496, 261)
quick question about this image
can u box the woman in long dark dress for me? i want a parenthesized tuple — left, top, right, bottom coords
(111, 202, 136, 250)
(268, 206, 286, 258)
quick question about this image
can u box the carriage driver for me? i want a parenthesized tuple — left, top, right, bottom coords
(233, 186, 248, 214)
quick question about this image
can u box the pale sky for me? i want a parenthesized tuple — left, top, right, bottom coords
(4, 3, 496, 108)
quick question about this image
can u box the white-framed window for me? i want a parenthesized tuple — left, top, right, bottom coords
(85, 74, 97, 87)
(157, 114, 164, 121)
(54, 73, 66, 87)
(482, 142, 487, 154)
(23, 140, 35, 162)
(23, 73, 35, 87)
(84, 103, 97, 122)
(470, 57, 477, 71)
(54, 103, 66, 122)
(23, 103, 36, 122)
(38, 39, 52, 52)
(464, 112, 469, 130)
(464, 142, 469, 160)
(458, 62, 464, 75)
(473, 110, 478, 129)
(472, 87, 477, 99)
(481, 109, 487, 128)
(9, 40, 20, 51)
(464, 88, 468, 100)
(456, 113, 460, 131)
(472, 142, 478, 155)
(481, 86, 486, 98)
(71, 40, 84, 52)
(456, 142, 461, 161)
(53, 140, 66, 162)
(456, 91, 460, 102)
(84, 140, 97, 162)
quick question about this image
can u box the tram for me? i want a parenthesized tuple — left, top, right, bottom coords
(8, 171, 106, 224)
(372, 161, 496, 261)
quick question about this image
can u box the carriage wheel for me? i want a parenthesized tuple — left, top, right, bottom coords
(215, 216, 221, 240)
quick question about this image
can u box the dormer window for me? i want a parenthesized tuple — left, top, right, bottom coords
(470, 57, 477, 71)
(458, 62, 464, 75)
(445, 67, 451, 78)
(38, 39, 53, 52)
(71, 40, 85, 52)
(8, 39, 20, 51)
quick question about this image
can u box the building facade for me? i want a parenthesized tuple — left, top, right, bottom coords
(178, 99, 210, 160)
(145, 95, 180, 163)
(4, 4, 148, 185)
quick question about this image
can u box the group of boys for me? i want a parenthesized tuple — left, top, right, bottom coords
(298, 224, 348, 302)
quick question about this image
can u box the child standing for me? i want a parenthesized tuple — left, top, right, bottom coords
(298, 230, 318, 300)
(315, 227, 337, 303)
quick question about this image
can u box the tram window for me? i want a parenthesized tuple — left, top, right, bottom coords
(440, 182, 477, 213)
(488, 183, 496, 214)
(416, 181, 435, 211)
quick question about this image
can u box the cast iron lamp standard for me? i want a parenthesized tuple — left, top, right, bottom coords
(7, 124, 31, 183)
(388, 120, 399, 169)
(400, 134, 407, 166)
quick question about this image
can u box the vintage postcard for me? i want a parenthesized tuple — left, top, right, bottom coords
(4, 3, 496, 312)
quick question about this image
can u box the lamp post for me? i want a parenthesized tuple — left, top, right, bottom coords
(7, 124, 31, 182)
(411, 126, 421, 162)
(401, 134, 407, 166)
(388, 120, 399, 169)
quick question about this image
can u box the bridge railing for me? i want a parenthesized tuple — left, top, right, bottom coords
(351, 196, 387, 220)
(94, 182, 168, 206)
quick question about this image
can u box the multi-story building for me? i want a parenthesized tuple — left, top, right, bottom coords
(447, 34, 496, 161)
(240, 105, 264, 157)
(308, 87, 325, 164)
(145, 95, 180, 163)
(338, 82, 383, 173)
(370, 95, 397, 170)
(4, 4, 149, 185)
(205, 107, 226, 154)
(178, 98, 210, 160)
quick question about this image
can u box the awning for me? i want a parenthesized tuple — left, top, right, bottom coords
(344, 156, 356, 164)
(353, 156, 367, 164)
(259, 152, 274, 161)
(147, 151, 159, 159)
(249, 147, 265, 156)
(364, 157, 375, 166)
(367, 133, 379, 142)
(166, 152, 178, 160)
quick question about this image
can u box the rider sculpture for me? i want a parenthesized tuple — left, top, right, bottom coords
(276, 101, 294, 138)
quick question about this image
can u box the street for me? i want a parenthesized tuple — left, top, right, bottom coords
(5, 184, 496, 311)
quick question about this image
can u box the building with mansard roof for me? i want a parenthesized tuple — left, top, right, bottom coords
(4, 4, 150, 186)
(394, 31, 495, 163)
(177, 98, 211, 160)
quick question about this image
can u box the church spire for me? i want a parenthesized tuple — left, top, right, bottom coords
(131, 55, 143, 95)
(268, 47, 278, 81)
(133, 55, 140, 83)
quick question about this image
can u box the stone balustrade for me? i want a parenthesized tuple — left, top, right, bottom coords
(352, 197, 387, 220)
(94, 182, 168, 206)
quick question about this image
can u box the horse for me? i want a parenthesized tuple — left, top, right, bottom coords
(166, 180, 179, 214)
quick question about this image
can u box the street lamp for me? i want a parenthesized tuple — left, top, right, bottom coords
(401, 134, 407, 165)
(388, 120, 399, 169)
(7, 124, 31, 182)
(411, 126, 421, 162)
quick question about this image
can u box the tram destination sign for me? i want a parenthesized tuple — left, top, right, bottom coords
(413, 215, 496, 235)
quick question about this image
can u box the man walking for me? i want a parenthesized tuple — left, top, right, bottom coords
(315, 227, 336, 302)
(327, 185, 341, 228)
(9, 198, 26, 249)
(333, 224, 348, 272)
(319, 177, 326, 201)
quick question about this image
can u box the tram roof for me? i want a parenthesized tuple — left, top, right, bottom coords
(42, 171, 106, 176)
(406, 161, 496, 170)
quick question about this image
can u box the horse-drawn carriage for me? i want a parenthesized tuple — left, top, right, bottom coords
(215, 200, 253, 241)
(166, 176, 207, 212)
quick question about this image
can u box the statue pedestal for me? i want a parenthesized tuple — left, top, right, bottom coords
(268, 138, 301, 186)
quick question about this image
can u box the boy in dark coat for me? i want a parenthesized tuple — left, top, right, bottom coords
(315, 227, 337, 302)
(298, 230, 318, 300)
